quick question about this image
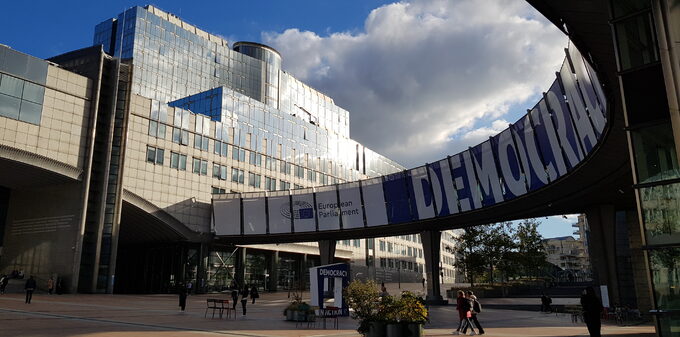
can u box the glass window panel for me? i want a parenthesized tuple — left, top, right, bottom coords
(615, 13, 659, 70)
(0, 93, 20, 119)
(146, 147, 156, 163)
(179, 155, 187, 170)
(18, 100, 41, 124)
(156, 149, 164, 165)
(201, 160, 208, 175)
(632, 124, 680, 184)
(21, 82, 44, 104)
(170, 152, 179, 168)
(649, 247, 680, 310)
(149, 121, 158, 137)
(0, 75, 23, 98)
(213, 164, 220, 178)
(158, 124, 166, 139)
(641, 182, 680, 246)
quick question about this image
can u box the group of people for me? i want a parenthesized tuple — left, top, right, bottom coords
(230, 283, 259, 315)
(454, 290, 484, 335)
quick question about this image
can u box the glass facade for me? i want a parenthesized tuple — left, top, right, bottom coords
(0, 45, 48, 126)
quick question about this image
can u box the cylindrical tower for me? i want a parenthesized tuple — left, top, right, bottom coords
(233, 42, 282, 108)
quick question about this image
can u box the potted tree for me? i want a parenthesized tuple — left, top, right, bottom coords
(395, 292, 427, 337)
(343, 280, 381, 336)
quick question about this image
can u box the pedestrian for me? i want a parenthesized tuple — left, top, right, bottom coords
(465, 291, 485, 335)
(240, 284, 250, 316)
(422, 277, 426, 289)
(231, 287, 239, 310)
(454, 290, 476, 335)
(380, 282, 388, 296)
(540, 293, 552, 312)
(0, 275, 7, 294)
(55, 277, 63, 295)
(47, 277, 54, 295)
(24, 275, 36, 304)
(186, 280, 193, 295)
(250, 285, 259, 304)
(581, 286, 603, 337)
(178, 283, 188, 312)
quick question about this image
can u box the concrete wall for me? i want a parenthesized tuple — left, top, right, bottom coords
(1, 182, 84, 293)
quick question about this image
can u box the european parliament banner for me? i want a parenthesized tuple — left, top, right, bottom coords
(211, 43, 608, 238)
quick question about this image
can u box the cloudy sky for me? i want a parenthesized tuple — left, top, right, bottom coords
(0, 0, 576, 238)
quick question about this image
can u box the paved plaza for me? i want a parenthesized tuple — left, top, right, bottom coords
(0, 287, 655, 337)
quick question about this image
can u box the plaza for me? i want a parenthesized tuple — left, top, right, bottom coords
(0, 285, 654, 337)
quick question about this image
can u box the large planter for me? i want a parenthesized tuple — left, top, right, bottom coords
(386, 323, 404, 337)
(286, 310, 294, 321)
(366, 321, 387, 337)
(404, 323, 423, 337)
(294, 310, 306, 322)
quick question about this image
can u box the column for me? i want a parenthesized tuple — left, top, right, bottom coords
(421, 230, 447, 305)
(268, 250, 279, 292)
(235, 247, 247, 287)
(319, 240, 336, 266)
(196, 243, 208, 294)
(585, 205, 619, 306)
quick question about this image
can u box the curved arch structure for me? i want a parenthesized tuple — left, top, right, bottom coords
(213, 43, 616, 244)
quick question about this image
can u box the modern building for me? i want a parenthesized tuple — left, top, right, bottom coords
(543, 236, 591, 282)
(0, 5, 461, 295)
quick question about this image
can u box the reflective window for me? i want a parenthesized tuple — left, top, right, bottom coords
(649, 248, 680, 310)
(0, 93, 20, 119)
(632, 124, 680, 184)
(0, 74, 24, 98)
(19, 100, 41, 124)
(21, 82, 44, 104)
(614, 12, 658, 70)
(641, 182, 680, 246)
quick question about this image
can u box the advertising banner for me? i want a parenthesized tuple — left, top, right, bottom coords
(361, 177, 388, 227)
(491, 128, 527, 200)
(469, 140, 504, 206)
(338, 182, 364, 229)
(243, 194, 266, 234)
(316, 185, 341, 230)
(383, 171, 414, 224)
(546, 80, 584, 169)
(291, 189, 316, 232)
(410, 166, 435, 219)
(213, 196, 241, 235)
(427, 159, 460, 216)
(267, 192, 291, 234)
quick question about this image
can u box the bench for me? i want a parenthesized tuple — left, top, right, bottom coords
(205, 299, 232, 319)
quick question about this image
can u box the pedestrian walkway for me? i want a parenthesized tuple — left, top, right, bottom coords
(0, 291, 654, 337)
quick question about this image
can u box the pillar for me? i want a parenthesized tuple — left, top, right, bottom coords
(319, 240, 336, 266)
(626, 209, 653, 314)
(421, 230, 447, 305)
(268, 250, 279, 292)
(235, 247, 246, 287)
(585, 205, 619, 306)
(196, 242, 208, 294)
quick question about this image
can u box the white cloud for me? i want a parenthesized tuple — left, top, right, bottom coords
(264, 0, 566, 167)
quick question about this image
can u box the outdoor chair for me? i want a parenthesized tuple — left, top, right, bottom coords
(205, 298, 226, 318)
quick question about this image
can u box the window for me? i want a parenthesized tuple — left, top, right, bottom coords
(214, 141, 228, 157)
(0, 73, 44, 125)
(170, 152, 187, 170)
(211, 186, 227, 194)
(172, 127, 189, 145)
(192, 157, 208, 175)
(146, 146, 164, 165)
(295, 165, 305, 178)
(194, 134, 209, 151)
(248, 172, 261, 188)
(308, 169, 316, 183)
(380, 258, 386, 268)
(379, 240, 386, 252)
(387, 242, 393, 253)
(265, 177, 276, 191)
(279, 181, 290, 190)
(213, 163, 228, 180)
(148, 100, 167, 139)
(231, 168, 244, 184)
(249, 152, 262, 167)
(353, 239, 361, 248)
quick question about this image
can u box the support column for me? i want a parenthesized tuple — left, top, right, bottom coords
(626, 209, 653, 314)
(268, 250, 279, 292)
(585, 205, 619, 306)
(421, 230, 447, 305)
(235, 247, 247, 288)
(196, 243, 208, 294)
(319, 240, 336, 266)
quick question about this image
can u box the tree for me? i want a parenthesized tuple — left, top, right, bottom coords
(480, 222, 516, 284)
(451, 225, 489, 286)
(515, 219, 546, 278)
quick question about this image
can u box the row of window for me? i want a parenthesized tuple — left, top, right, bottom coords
(149, 120, 340, 185)
(0, 73, 44, 125)
(378, 258, 423, 273)
(338, 239, 362, 248)
(147, 145, 291, 190)
(378, 240, 424, 258)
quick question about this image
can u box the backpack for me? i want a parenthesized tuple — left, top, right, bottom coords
(473, 299, 482, 313)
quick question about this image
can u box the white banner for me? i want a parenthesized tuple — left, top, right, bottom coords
(268, 192, 291, 234)
(338, 182, 364, 229)
(213, 197, 241, 235)
(291, 190, 316, 232)
(362, 177, 388, 227)
(243, 194, 266, 235)
(316, 186, 341, 231)
(410, 166, 435, 219)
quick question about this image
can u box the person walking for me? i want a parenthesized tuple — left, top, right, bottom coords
(465, 291, 485, 335)
(540, 293, 552, 312)
(581, 286, 603, 337)
(186, 280, 193, 295)
(47, 277, 54, 295)
(231, 287, 239, 310)
(454, 290, 476, 335)
(24, 276, 36, 304)
(250, 285, 259, 304)
(0, 275, 7, 295)
(178, 283, 188, 312)
(240, 284, 250, 316)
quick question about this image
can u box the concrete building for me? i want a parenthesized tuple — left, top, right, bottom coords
(0, 5, 461, 295)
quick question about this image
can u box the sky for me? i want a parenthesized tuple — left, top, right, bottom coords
(0, 0, 579, 239)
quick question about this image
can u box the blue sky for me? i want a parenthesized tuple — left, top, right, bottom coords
(0, 0, 578, 239)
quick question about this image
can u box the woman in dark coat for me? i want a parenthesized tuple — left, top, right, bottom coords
(178, 283, 188, 312)
(581, 286, 603, 337)
(240, 284, 250, 315)
(250, 285, 259, 304)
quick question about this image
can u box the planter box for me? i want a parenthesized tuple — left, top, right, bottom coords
(382, 323, 423, 337)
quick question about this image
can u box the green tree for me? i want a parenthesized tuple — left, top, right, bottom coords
(480, 222, 516, 284)
(515, 219, 546, 278)
(451, 225, 489, 286)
